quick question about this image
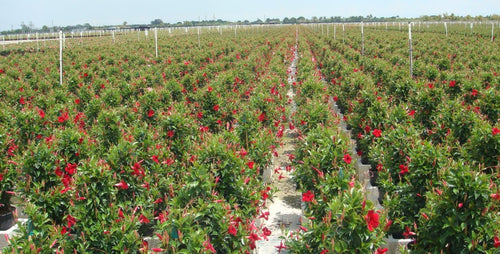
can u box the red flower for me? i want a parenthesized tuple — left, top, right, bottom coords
(494, 235, 500, 248)
(74, 99, 80, 104)
(257, 112, 266, 122)
(228, 225, 237, 236)
(19, 97, 25, 105)
(449, 80, 456, 87)
(0, 69, 4, 74)
(262, 227, 272, 240)
(167, 130, 175, 138)
(0, 174, 3, 181)
(372, 129, 382, 137)
(247, 161, 255, 169)
(408, 110, 415, 117)
(152, 155, 159, 164)
(213, 105, 220, 111)
(64, 163, 78, 175)
(343, 154, 352, 164)
(365, 210, 380, 231)
(492, 127, 500, 136)
(37, 108, 45, 118)
(58, 111, 69, 123)
(402, 226, 416, 238)
(67, 214, 76, 228)
(491, 193, 500, 201)
(147, 109, 155, 117)
(61, 226, 68, 235)
(114, 180, 129, 190)
(275, 241, 287, 253)
(471, 89, 478, 96)
(203, 238, 216, 253)
(139, 214, 150, 224)
(152, 248, 164, 252)
(207, 86, 213, 92)
(375, 247, 388, 254)
(302, 190, 315, 202)
(399, 164, 409, 175)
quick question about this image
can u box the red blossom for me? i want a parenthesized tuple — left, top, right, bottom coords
(275, 241, 287, 253)
(372, 129, 382, 137)
(471, 89, 478, 96)
(247, 161, 255, 169)
(114, 180, 129, 190)
(58, 111, 69, 123)
(67, 214, 76, 228)
(491, 193, 500, 201)
(302, 190, 315, 202)
(64, 163, 77, 175)
(37, 108, 45, 118)
(494, 235, 500, 248)
(399, 164, 409, 175)
(167, 130, 175, 138)
(343, 154, 352, 164)
(152, 155, 159, 164)
(139, 214, 150, 224)
(449, 80, 456, 87)
(228, 225, 237, 236)
(402, 226, 416, 238)
(257, 112, 266, 122)
(492, 127, 500, 136)
(365, 210, 380, 231)
(147, 109, 155, 117)
(262, 227, 272, 240)
(213, 105, 220, 111)
(19, 97, 25, 105)
(74, 99, 80, 104)
(203, 238, 216, 253)
(375, 247, 388, 254)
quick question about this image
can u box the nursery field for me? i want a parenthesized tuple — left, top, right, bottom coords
(0, 23, 499, 253)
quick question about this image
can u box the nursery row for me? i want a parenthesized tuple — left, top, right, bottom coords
(302, 23, 499, 252)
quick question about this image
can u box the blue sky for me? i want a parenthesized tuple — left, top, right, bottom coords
(1, 0, 498, 31)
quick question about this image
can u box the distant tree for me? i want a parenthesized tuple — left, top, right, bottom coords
(151, 19, 163, 26)
(123, 21, 128, 26)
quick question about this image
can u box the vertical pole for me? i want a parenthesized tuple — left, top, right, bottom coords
(155, 27, 158, 57)
(342, 23, 345, 43)
(409, 22, 413, 79)
(492, 22, 495, 42)
(59, 31, 63, 86)
(234, 25, 237, 38)
(327, 25, 329, 37)
(112, 30, 115, 43)
(444, 22, 448, 36)
(361, 21, 364, 56)
(36, 32, 39, 51)
(386, 22, 388, 31)
(334, 25, 336, 40)
(197, 27, 201, 47)
(470, 23, 473, 35)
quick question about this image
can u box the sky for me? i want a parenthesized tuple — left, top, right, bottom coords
(1, 0, 499, 31)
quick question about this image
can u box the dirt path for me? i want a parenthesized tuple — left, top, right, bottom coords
(255, 45, 301, 254)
